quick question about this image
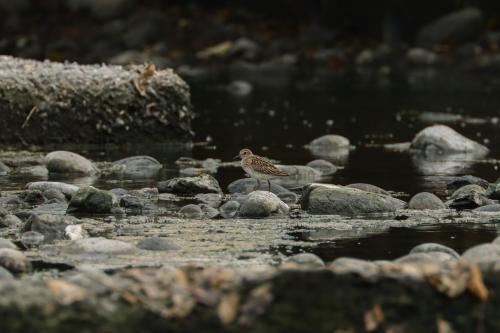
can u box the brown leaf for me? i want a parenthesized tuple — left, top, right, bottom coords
(468, 263, 489, 302)
(364, 304, 384, 332)
(47, 279, 87, 305)
(218, 291, 240, 325)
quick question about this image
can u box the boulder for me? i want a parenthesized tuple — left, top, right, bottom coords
(446, 184, 493, 209)
(301, 184, 405, 215)
(409, 243, 460, 259)
(22, 214, 78, 243)
(113, 155, 162, 178)
(408, 192, 446, 210)
(239, 191, 289, 218)
(26, 182, 79, 198)
(219, 200, 240, 219)
(67, 186, 115, 214)
(158, 174, 221, 195)
(179, 204, 203, 219)
(346, 183, 390, 196)
(417, 7, 483, 48)
(273, 165, 322, 187)
(306, 159, 338, 176)
(45, 151, 99, 175)
(410, 125, 488, 154)
(447, 175, 489, 194)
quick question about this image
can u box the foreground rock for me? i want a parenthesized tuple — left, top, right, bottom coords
(301, 184, 406, 215)
(410, 125, 489, 154)
(0, 56, 192, 144)
(239, 191, 289, 218)
(67, 186, 115, 213)
(408, 192, 446, 210)
(45, 151, 99, 175)
(158, 174, 222, 195)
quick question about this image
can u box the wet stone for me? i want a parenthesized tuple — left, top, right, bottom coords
(112, 155, 162, 178)
(64, 237, 137, 255)
(284, 253, 325, 267)
(395, 252, 456, 264)
(329, 257, 379, 278)
(45, 150, 99, 175)
(447, 184, 493, 209)
(447, 175, 489, 194)
(19, 189, 46, 205)
(0, 248, 31, 274)
(408, 192, 446, 210)
(0, 238, 18, 250)
(158, 174, 222, 195)
(43, 188, 67, 202)
(136, 237, 179, 251)
(20, 231, 45, 248)
(462, 243, 500, 263)
(410, 125, 489, 154)
(228, 178, 290, 195)
(273, 165, 322, 187)
(194, 193, 222, 208)
(199, 204, 220, 219)
(26, 181, 79, 198)
(22, 214, 77, 243)
(16, 165, 48, 178)
(306, 159, 338, 176)
(67, 186, 115, 214)
(117, 225, 144, 237)
(346, 183, 390, 196)
(277, 192, 298, 204)
(473, 204, 500, 212)
(239, 191, 289, 218)
(219, 200, 240, 219)
(409, 243, 460, 259)
(179, 204, 203, 219)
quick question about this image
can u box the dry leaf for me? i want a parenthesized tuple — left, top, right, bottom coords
(218, 291, 240, 325)
(364, 304, 384, 331)
(47, 279, 87, 305)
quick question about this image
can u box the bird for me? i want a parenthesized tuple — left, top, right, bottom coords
(234, 148, 289, 192)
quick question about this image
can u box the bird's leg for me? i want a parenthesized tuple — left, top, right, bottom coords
(254, 179, 260, 191)
(267, 180, 271, 192)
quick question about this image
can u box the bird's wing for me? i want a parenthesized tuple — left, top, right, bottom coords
(250, 156, 289, 176)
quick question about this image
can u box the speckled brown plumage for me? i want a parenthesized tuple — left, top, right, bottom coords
(242, 155, 288, 176)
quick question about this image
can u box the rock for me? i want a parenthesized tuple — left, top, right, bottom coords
(19, 190, 46, 205)
(219, 200, 240, 219)
(228, 178, 290, 195)
(329, 257, 379, 278)
(65, 225, 84, 241)
(406, 48, 437, 65)
(67, 186, 115, 214)
(20, 231, 45, 248)
(474, 204, 500, 212)
(0, 266, 13, 279)
(15, 165, 48, 178)
(395, 252, 455, 264)
(284, 253, 325, 267)
(22, 214, 78, 243)
(417, 7, 483, 48)
(486, 182, 500, 200)
(179, 204, 203, 219)
(43, 188, 67, 202)
(306, 159, 338, 176)
(119, 195, 144, 212)
(158, 174, 221, 195)
(309, 135, 350, 150)
(410, 125, 488, 154)
(199, 204, 220, 219)
(194, 193, 222, 208)
(136, 237, 179, 251)
(277, 192, 298, 204)
(446, 184, 493, 209)
(113, 155, 162, 178)
(0, 161, 10, 175)
(447, 175, 489, 194)
(301, 184, 406, 215)
(273, 165, 322, 187)
(226, 80, 253, 96)
(64, 237, 137, 255)
(239, 191, 289, 218)
(0, 214, 22, 228)
(408, 192, 446, 210)
(346, 183, 390, 196)
(0, 248, 31, 273)
(462, 243, 500, 263)
(26, 182, 79, 198)
(45, 151, 99, 175)
(410, 243, 460, 259)
(0, 238, 18, 250)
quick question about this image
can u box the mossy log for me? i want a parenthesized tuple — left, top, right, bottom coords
(0, 263, 499, 332)
(0, 56, 192, 144)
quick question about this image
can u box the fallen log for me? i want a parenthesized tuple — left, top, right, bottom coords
(0, 56, 192, 144)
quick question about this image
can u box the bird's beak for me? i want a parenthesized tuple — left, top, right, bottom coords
(233, 155, 240, 160)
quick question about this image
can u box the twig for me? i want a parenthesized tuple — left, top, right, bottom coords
(21, 106, 39, 129)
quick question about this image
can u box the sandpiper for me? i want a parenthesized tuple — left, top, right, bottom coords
(234, 148, 289, 191)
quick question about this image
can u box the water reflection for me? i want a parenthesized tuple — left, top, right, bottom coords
(410, 150, 488, 176)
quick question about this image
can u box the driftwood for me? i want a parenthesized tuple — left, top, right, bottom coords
(0, 56, 192, 144)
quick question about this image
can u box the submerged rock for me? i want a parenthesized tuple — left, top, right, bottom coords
(239, 191, 289, 218)
(446, 184, 493, 209)
(408, 192, 446, 210)
(307, 135, 350, 163)
(301, 184, 405, 215)
(0, 248, 31, 274)
(158, 174, 221, 195)
(67, 186, 115, 214)
(346, 183, 390, 196)
(228, 178, 290, 195)
(45, 151, 99, 175)
(474, 204, 500, 212)
(410, 125, 488, 154)
(113, 155, 162, 178)
(306, 159, 338, 176)
(447, 175, 489, 194)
